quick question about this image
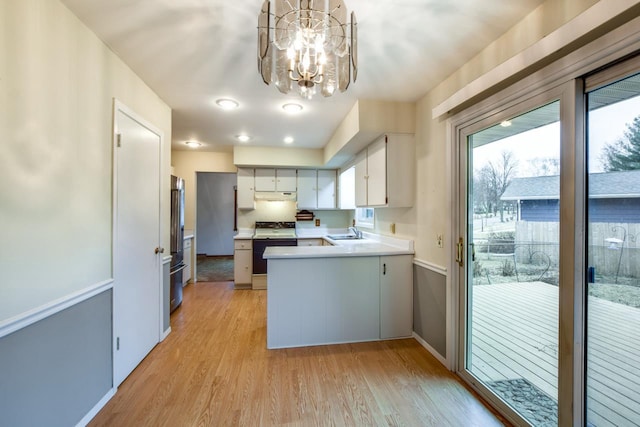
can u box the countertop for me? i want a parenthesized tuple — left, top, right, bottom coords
(184, 229, 194, 240)
(234, 229, 255, 239)
(264, 232, 414, 259)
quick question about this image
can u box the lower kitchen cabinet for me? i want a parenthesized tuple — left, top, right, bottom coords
(234, 239, 252, 287)
(183, 236, 193, 286)
(297, 238, 323, 246)
(267, 254, 413, 348)
(380, 255, 413, 338)
(268, 257, 380, 348)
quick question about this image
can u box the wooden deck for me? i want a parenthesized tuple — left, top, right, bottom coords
(471, 282, 640, 426)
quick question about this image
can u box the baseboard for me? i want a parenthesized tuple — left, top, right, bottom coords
(413, 332, 449, 369)
(76, 387, 116, 427)
(199, 254, 234, 258)
(160, 326, 172, 341)
(252, 274, 267, 290)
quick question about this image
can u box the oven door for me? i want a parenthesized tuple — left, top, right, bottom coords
(252, 238, 297, 274)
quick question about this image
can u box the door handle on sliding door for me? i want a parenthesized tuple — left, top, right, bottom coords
(456, 237, 464, 267)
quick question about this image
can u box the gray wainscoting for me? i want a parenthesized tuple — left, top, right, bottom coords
(0, 290, 112, 427)
(413, 263, 447, 359)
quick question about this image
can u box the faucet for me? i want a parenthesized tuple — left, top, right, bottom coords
(349, 226, 363, 239)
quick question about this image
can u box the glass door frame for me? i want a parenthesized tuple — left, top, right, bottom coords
(445, 17, 640, 425)
(453, 83, 584, 426)
(582, 54, 640, 426)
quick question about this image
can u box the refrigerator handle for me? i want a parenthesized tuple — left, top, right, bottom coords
(171, 188, 183, 252)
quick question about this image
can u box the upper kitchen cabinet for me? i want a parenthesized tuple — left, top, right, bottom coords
(355, 134, 415, 208)
(237, 167, 255, 210)
(255, 168, 297, 192)
(297, 169, 337, 209)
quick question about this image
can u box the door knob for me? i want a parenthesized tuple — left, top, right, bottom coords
(155, 247, 165, 254)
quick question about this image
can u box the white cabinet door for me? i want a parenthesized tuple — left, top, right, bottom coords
(276, 169, 297, 191)
(339, 167, 356, 209)
(317, 170, 336, 209)
(254, 168, 276, 191)
(298, 238, 323, 246)
(297, 169, 317, 209)
(255, 168, 297, 192)
(385, 133, 415, 208)
(380, 255, 413, 339)
(237, 168, 255, 209)
(183, 237, 192, 285)
(354, 149, 368, 207)
(367, 136, 387, 206)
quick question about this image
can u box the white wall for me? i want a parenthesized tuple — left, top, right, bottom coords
(0, 0, 172, 323)
(375, 0, 602, 268)
(237, 201, 351, 230)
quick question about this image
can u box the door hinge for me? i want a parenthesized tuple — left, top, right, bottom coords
(116, 133, 122, 148)
(456, 237, 464, 267)
(116, 337, 120, 351)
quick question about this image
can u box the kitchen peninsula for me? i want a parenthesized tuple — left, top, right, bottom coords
(264, 233, 414, 349)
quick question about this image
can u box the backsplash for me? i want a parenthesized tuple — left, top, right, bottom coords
(237, 201, 351, 230)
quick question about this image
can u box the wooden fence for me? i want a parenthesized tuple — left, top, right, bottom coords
(513, 221, 640, 279)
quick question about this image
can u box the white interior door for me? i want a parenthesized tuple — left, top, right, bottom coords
(114, 104, 161, 387)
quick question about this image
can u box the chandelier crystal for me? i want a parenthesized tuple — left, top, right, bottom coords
(258, 0, 358, 99)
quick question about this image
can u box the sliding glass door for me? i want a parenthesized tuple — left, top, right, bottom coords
(454, 36, 640, 423)
(586, 64, 640, 426)
(463, 100, 561, 425)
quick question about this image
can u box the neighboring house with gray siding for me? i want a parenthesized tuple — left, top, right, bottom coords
(502, 170, 640, 223)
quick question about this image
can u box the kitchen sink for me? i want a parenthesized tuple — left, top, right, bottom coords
(327, 234, 361, 240)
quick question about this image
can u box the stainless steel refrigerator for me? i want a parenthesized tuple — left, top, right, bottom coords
(170, 175, 186, 313)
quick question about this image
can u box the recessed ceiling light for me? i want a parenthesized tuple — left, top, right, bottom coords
(282, 103, 303, 113)
(284, 136, 294, 144)
(236, 134, 251, 142)
(185, 140, 202, 148)
(216, 98, 239, 110)
(500, 120, 512, 127)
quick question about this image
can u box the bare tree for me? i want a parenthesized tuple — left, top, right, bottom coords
(477, 150, 518, 222)
(525, 157, 560, 176)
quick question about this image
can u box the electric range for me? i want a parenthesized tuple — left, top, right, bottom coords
(252, 222, 297, 274)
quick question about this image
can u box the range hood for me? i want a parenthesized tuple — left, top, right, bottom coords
(254, 191, 297, 201)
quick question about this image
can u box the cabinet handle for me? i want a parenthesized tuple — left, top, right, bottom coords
(383, 263, 386, 275)
(155, 247, 164, 254)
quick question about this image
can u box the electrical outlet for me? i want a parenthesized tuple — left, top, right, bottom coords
(437, 234, 444, 248)
(390, 223, 396, 234)
(315, 218, 320, 226)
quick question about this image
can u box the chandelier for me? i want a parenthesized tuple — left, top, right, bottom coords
(258, 0, 358, 99)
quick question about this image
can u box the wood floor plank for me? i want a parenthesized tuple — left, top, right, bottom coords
(89, 282, 507, 426)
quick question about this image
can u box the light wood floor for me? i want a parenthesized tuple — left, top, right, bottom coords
(90, 282, 508, 426)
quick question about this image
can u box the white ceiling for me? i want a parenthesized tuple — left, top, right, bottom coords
(61, 0, 544, 153)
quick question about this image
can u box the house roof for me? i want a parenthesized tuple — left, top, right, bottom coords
(501, 170, 640, 200)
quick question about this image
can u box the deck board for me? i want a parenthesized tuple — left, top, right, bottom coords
(471, 281, 640, 425)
